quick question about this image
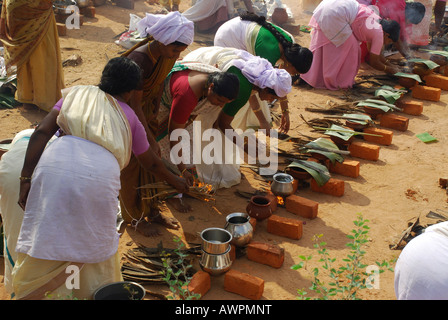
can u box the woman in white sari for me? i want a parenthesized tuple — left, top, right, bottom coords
(12, 57, 188, 300)
(181, 46, 291, 188)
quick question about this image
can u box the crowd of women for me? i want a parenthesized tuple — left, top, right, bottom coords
(0, 0, 446, 300)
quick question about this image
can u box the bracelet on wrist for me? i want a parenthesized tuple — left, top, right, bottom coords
(252, 106, 261, 113)
(282, 109, 289, 114)
(19, 176, 31, 181)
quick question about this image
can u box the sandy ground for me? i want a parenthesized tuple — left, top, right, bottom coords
(1, 0, 448, 302)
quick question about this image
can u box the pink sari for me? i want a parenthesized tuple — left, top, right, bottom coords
(301, 3, 383, 90)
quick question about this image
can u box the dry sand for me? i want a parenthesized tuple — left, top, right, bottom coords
(1, 0, 447, 302)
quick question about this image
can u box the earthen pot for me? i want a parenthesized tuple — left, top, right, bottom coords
(329, 134, 354, 148)
(363, 106, 386, 119)
(430, 54, 448, 67)
(412, 64, 432, 77)
(286, 166, 312, 181)
(271, 7, 288, 25)
(246, 195, 273, 221)
(345, 119, 369, 131)
(397, 77, 418, 89)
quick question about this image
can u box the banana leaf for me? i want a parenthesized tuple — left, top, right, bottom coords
(374, 86, 405, 104)
(408, 58, 440, 69)
(357, 98, 400, 111)
(394, 72, 422, 83)
(421, 49, 448, 59)
(287, 160, 330, 186)
(303, 138, 345, 164)
(323, 124, 355, 141)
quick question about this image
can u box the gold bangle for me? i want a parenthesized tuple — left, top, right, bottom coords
(279, 97, 288, 102)
(19, 176, 31, 181)
(282, 109, 289, 114)
(181, 168, 188, 175)
(383, 65, 387, 72)
(252, 106, 261, 113)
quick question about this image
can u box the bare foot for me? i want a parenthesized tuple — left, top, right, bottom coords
(133, 219, 161, 237)
(167, 197, 192, 213)
(149, 207, 180, 230)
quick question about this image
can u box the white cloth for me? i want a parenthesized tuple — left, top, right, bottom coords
(57, 85, 132, 170)
(182, 0, 231, 21)
(183, 46, 292, 97)
(214, 17, 259, 55)
(394, 221, 448, 300)
(138, 11, 194, 45)
(312, 0, 360, 47)
(232, 50, 291, 98)
(15, 135, 121, 264)
(0, 130, 35, 295)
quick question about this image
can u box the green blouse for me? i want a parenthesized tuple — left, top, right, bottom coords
(254, 23, 293, 66)
(222, 66, 253, 117)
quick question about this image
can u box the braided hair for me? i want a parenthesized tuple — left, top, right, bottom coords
(240, 12, 313, 74)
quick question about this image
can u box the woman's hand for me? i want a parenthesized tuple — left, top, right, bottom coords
(169, 175, 190, 194)
(18, 180, 31, 210)
(182, 169, 195, 186)
(279, 111, 290, 134)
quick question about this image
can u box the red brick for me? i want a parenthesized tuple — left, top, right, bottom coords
(285, 194, 318, 219)
(310, 178, 345, 197)
(292, 178, 299, 193)
(411, 85, 441, 101)
(396, 100, 423, 116)
(265, 191, 278, 212)
(348, 141, 380, 161)
(249, 216, 257, 231)
(246, 241, 285, 268)
(186, 271, 210, 298)
(329, 159, 360, 178)
(378, 113, 409, 132)
(266, 215, 303, 239)
(424, 74, 448, 90)
(224, 269, 264, 300)
(362, 127, 393, 146)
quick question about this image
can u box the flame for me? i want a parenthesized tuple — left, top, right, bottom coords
(277, 196, 284, 206)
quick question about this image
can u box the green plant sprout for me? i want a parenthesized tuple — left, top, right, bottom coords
(291, 214, 395, 300)
(160, 236, 201, 300)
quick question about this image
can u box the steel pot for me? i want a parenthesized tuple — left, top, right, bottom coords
(224, 212, 253, 247)
(270, 173, 294, 197)
(200, 227, 232, 254)
(199, 247, 232, 276)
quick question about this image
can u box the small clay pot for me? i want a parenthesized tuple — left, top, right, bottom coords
(330, 135, 354, 148)
(412, 64, 432, 77)
(363, 106, 386, 119)
(430, 54, 448, 67)
(271, 7, 288, 25)
(397, 77, 417, 89)
(286, 166, 312, 181)
(246, 195, 273, 221)
(345, 120, 369, 131)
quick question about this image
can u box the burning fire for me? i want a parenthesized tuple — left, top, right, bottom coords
(277, 196, 284, 206)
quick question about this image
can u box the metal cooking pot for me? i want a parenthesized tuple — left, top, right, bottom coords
(270, 173, 294, 197)
(200, 227, 232, 255)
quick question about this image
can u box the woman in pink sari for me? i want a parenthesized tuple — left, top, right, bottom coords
(301, 0, 401, 90)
